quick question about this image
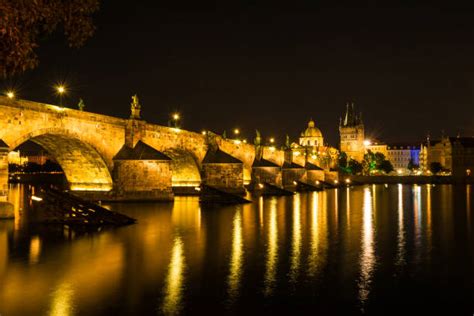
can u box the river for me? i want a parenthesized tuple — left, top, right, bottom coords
(0, 184, 473, 315)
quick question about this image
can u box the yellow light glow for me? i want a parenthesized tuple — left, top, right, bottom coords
(311, 155, 317, 159)
(345, 178, 351, 184)
(234, 128, 240, 135)
(258, 183, 264, 189)
(363, 140, 371, 146)
(234, 140, 241, 145)
(227, 210, 243, 301)
(201, 130, 207, 135)
(264, 198, 278, 296)
(6, 91, 15, 99)
(56, 85, 66, 94)
(289, 194, 301, 283)
(243, 139, 247, 144)
(162, 236, 185, 315)
(334, 180, 339, 184)
(269, 146, 275, 152)
(293, 151, 300, 156)
(172, 113, 180, 120)
(359, 187, 375, 306)
(270, 138, 275, 143)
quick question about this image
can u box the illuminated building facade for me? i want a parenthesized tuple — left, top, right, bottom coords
(339, 102, 365, 161)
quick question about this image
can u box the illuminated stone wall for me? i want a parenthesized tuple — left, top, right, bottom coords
(201, 163, 244, 194)
(113, 160, 173, 201)
(306, 170, 325, 184)
(0, 149, 8, 199)
(251, 166, 282, 186)
(282, 168, 306, 188)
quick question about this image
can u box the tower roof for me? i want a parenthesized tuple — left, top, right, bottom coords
(342, 102, 363, 127)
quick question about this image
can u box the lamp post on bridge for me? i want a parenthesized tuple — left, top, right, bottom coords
(55, 85, 66, 107)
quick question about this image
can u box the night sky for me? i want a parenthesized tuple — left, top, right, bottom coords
(3, 1, 474, 147)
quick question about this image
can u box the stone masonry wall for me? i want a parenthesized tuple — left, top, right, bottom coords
(113, 160, 173, 200)
(201, 163, 244, 194)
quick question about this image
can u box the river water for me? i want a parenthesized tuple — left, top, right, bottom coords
(0, 184, 473, 315)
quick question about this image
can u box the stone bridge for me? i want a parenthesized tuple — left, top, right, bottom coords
(0, 96, 331, 201)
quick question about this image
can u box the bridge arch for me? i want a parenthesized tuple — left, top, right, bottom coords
(11, 130, 113, 192)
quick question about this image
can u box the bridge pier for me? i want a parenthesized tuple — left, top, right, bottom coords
(282, 162, 306, 190)
(201, 148, 245, 195)
(251, 159, 282, 187)
(111, 141, 174, 201)
(0, 140, 14, 218)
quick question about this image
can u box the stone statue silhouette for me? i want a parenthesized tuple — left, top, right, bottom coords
(130, 94, 141, 119)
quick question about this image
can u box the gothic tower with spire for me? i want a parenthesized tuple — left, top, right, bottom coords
(339, 102, 365, 161)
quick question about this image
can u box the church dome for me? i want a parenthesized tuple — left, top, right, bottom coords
(301, 119, 323, 138)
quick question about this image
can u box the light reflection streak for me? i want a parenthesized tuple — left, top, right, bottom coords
(308, 192, 326, 278)
(264, 198, 278, 296)
(467, 185, 471, 233)
(259, 197, 264, 228)
(227, 209, 244, 302)
(162, 236, 186, 315)
(346, 187, 351, 228)
(289, 194, 301, 283)
(413, 185, 422, 253)
(29, 236, 41, 265)
(396, 184, 405, 267)
(426, 185, 432, 251)
(358, 187, 375, 310)
(49, 281, 75, 316)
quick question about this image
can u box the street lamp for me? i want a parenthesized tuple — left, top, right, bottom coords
(6, 91, 15, 99)
(234, 128, 240, 136)
(55, 85, 66, 106)
(171, 113, 180, 128)
(269, 137, 275, 144)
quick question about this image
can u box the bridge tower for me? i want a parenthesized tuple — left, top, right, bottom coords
(339, 102, 365, 161)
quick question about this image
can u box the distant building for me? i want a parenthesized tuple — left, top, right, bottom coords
(386, 143, 421, 172)
(339, 102, 365, 161)
(366, 141, 388, 157)
(421, 136, 474, 177)
(7, 151, 28, 165)
(292, 119, 338, 170)
(299, 119, 324, 147)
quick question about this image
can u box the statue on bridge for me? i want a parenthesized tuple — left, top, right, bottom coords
(130, 94, 141, 119)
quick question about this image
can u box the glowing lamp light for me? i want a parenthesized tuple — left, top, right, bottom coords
(363, 140, 372, 146)
(345, 178, 351, 184)
(311, 155, 317, 159)
(56, 85, 66, 94)
(234, 128, 240, 135)
(270, 138, 275, 144)
(31, 196, 43, 202)
(6, 91, 15, 99)
(258, 183, 264, 189)
(316, 180, 320, 185)
(269, 146, 275, 152)
(201, 130, 207, 135)
(293, 151, 300, 156)
(243, 139, 247, 144)
(234, 140, 241, 145)
(172, 113, 180, 120)
(334, 180, 339, 184)
(293, 181, 297, 185)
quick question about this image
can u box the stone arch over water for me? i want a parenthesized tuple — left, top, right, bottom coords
(11, 132, 113, 192)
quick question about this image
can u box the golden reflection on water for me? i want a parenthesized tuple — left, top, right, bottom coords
(396, 184, 405, 267)
(289, 194, 302, 283)
(308, 192, 327, 278)
(49, 281, 75, 316)
(227, 209, 244, 302)
(264, 198, 278, 296)
(29, 236, 41, 265)
(162, 235, 186, 315)
(413, 185, 422, 253)
(426, 185, 432, 251)
(467, 185, 472, 232)
(358, 187, 375, 308)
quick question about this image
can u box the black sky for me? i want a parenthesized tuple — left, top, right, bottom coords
(3, 1, 474, 147)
